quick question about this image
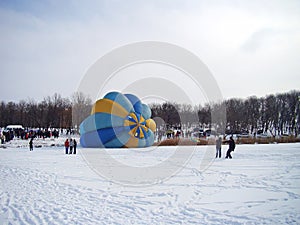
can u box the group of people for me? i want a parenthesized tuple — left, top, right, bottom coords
(64, 138, 77, 154)
(27, 137, 78, 153)
(215, 136, 236, 159)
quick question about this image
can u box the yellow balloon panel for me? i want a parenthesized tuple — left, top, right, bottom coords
(146, 119, 156, 132)
(91, 99, 129, 118)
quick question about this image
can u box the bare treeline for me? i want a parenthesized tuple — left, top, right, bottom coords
(151, 90, 300, 136)
(0, 92, 92, 129)
(1, 90, 299, 135)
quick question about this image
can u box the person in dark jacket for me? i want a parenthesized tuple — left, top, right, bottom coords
(29, 138, 33, 151)
(225, 136, 235, 159)
(73, 139, 77, 154)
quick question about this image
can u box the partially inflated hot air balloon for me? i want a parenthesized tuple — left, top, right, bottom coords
(80, 92, 156, 148)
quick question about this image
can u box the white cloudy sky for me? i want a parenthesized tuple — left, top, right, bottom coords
(0, 0, 299, 103)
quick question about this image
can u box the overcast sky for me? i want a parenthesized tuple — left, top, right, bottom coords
(0, 0, 299, 103)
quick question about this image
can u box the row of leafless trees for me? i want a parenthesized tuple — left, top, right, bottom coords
(1, 90, 299, 136)
(0, 92, 92, 129)
(224, 91, 300, 135)
(151, 90, 300, 136)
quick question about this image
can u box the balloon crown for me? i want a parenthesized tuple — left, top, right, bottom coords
(80, 92, 156, 148)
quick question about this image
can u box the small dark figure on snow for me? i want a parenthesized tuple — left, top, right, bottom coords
(225, 136, 235, 159)
(29, 138, 33, 151)
(73, 139, 77, 154)
(215, 137, 222, 158)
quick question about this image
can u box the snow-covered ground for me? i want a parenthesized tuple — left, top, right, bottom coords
(0, 141, 300, 224)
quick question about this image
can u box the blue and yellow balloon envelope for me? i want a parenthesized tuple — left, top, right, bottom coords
(79, 92, 156, 148)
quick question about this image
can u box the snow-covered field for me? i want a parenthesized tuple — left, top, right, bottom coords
(1, 141, 300, 224)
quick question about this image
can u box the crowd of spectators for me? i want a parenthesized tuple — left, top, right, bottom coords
(0, 127, 62, 144)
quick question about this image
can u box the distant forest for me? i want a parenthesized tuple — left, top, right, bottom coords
(151, 90, 300, 136)
(0, 90, 299, 136)
(0, 92, 92, 130)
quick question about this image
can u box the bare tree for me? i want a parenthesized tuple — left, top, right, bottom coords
(71, 92, 92, 129)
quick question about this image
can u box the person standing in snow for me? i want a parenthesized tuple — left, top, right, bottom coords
(225, 136, 235, 159)
(29, 138, 33, 151)
(69, 138, 74, 154)
(215, 136, 222, 158)
(64, 139, 69, 154)
(1, 134, 5, 144)
(73, 139, 77, 154)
